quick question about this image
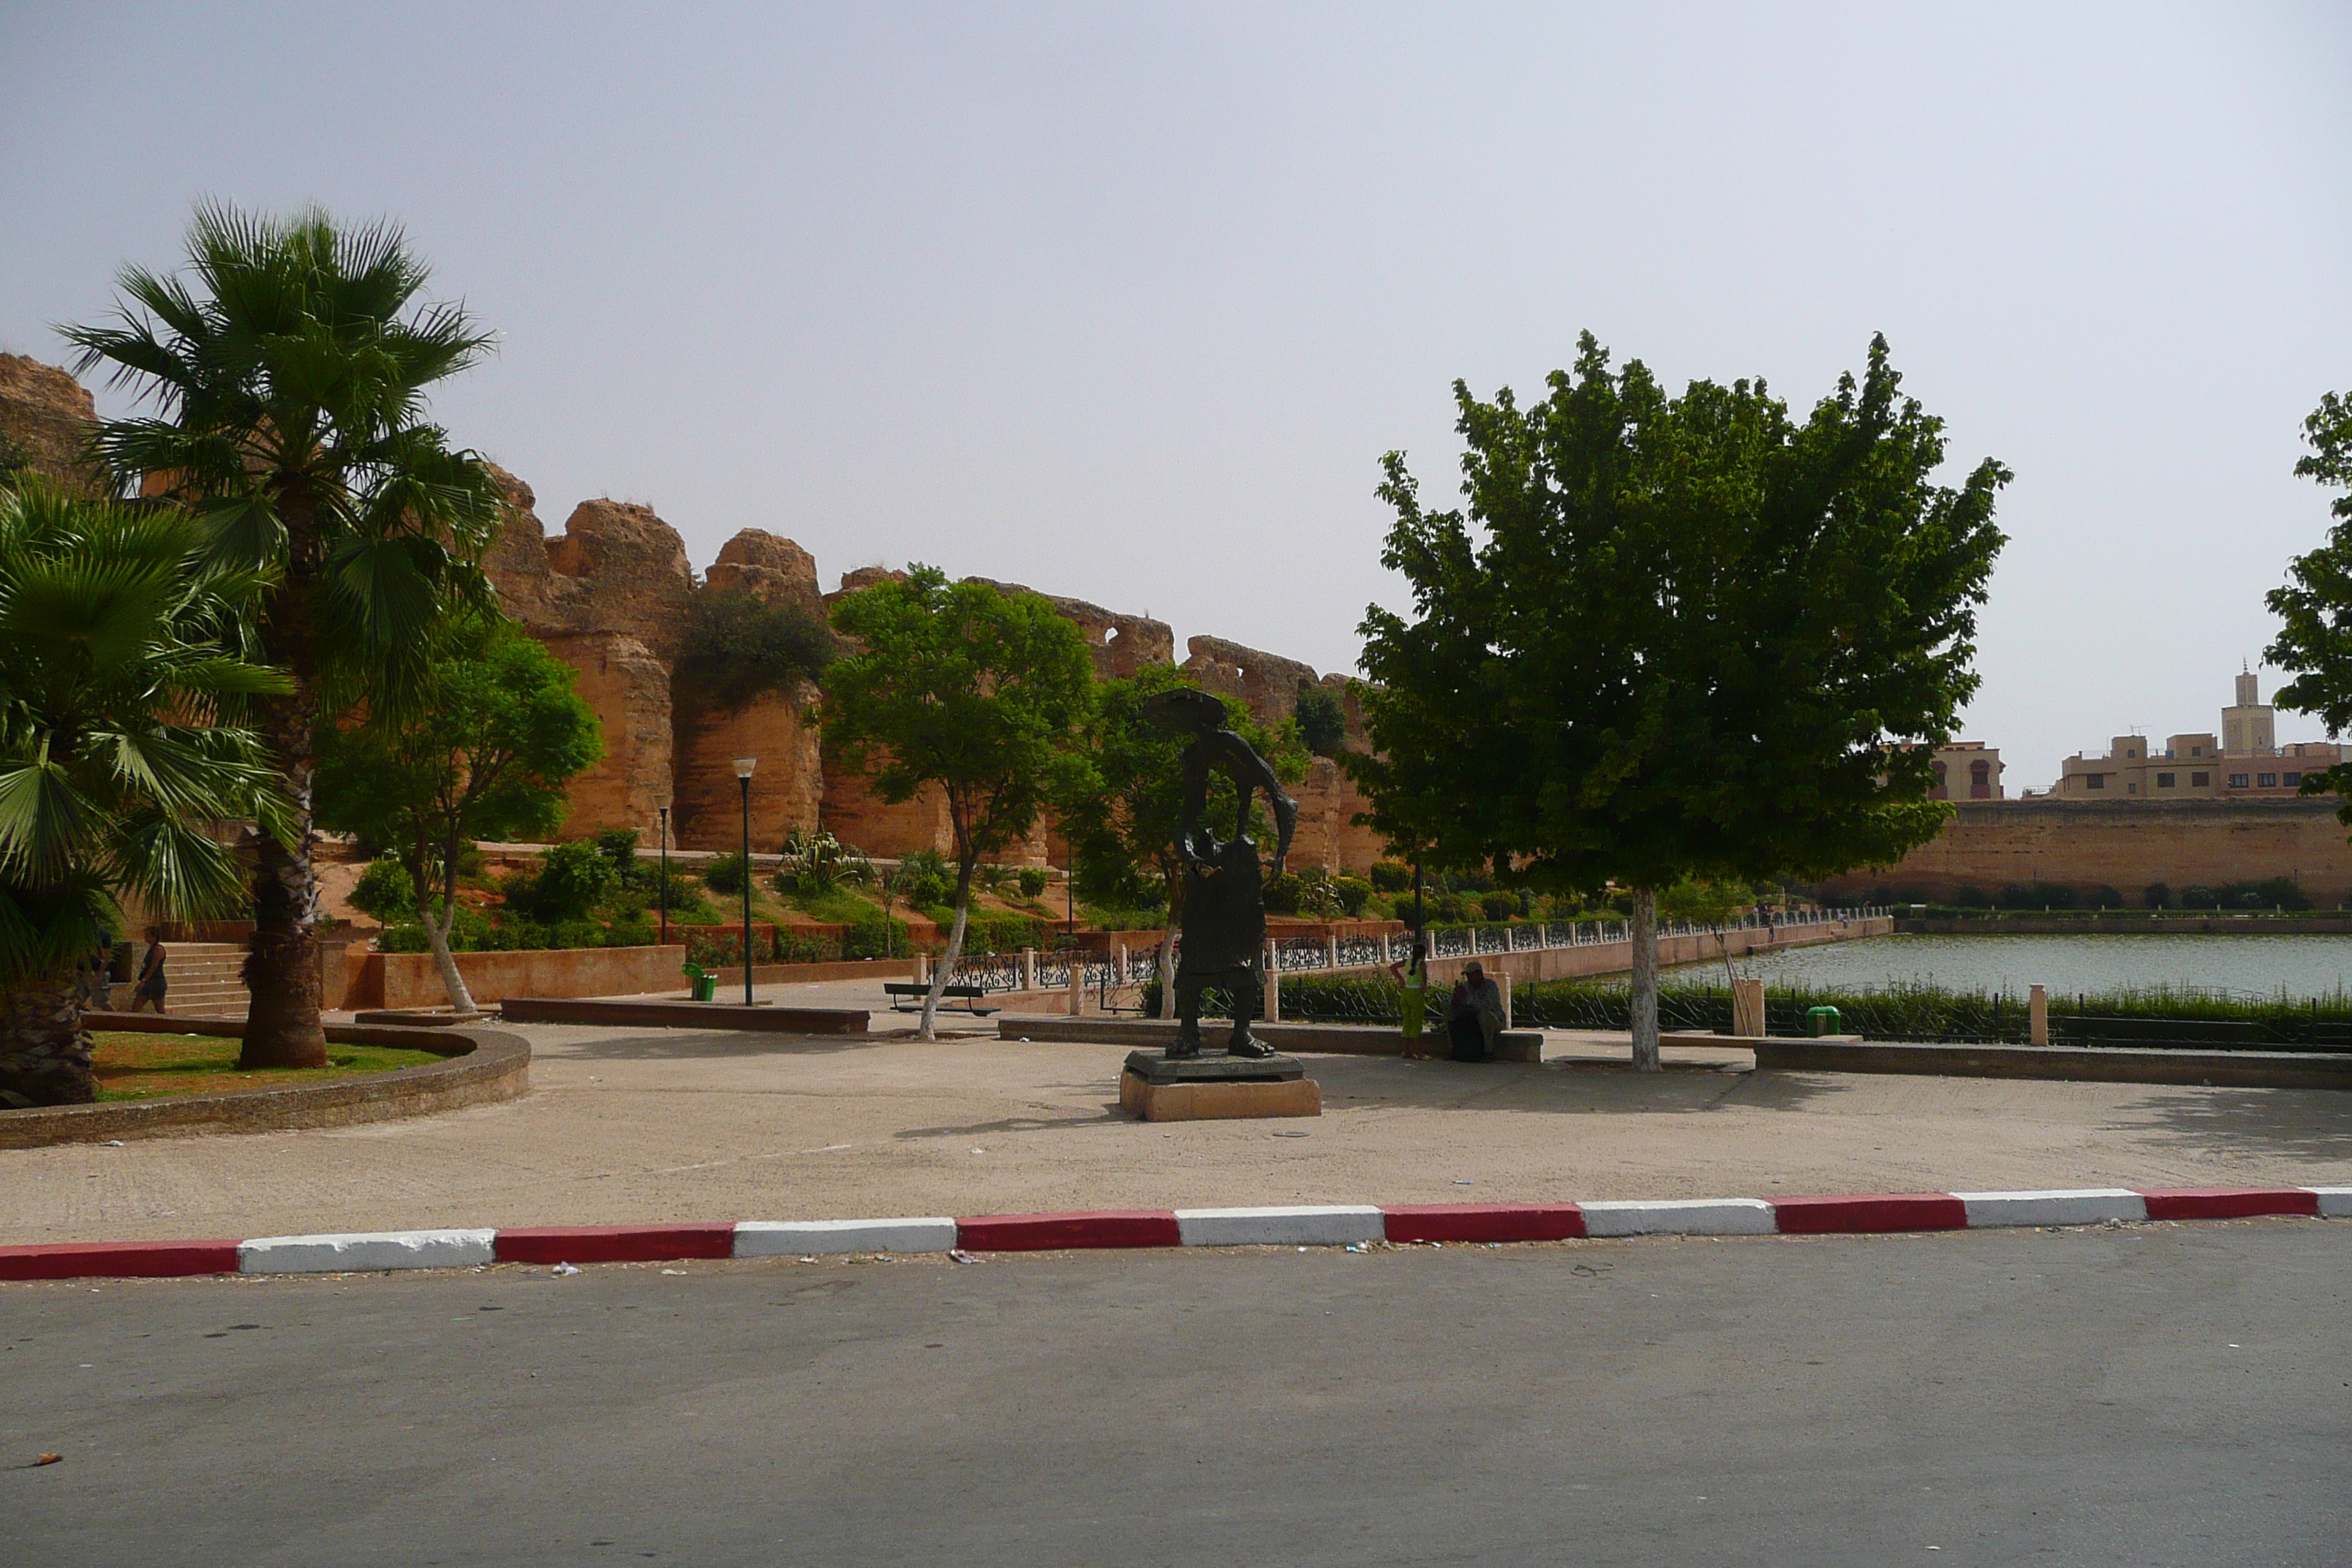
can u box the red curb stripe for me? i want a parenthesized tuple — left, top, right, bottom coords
(1773, 1193, 1970, 1234)
(1382, 1204, 1586, 1243)
(0, 1240, 242, 1281)
(492, 1225, 736, 1264)
(2137, 1187, 2320, 1221)
(955, 1211, 1180, 1251)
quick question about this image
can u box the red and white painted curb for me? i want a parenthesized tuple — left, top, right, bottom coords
(4, 1187, 2348, 1282)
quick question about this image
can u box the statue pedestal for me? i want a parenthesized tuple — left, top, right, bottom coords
(1118, 1049, 1320, 1121)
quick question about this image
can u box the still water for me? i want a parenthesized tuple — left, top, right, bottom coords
(1675, 933, 2352, 1000)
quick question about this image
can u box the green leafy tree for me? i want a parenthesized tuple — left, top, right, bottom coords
(314, 617, 601, 1017)
(2266, 391, 2352, 822)
(1294, 683, 1349, 758)
(66, 203, 503, 1067)
(1059, 663, 1307, 1015)
(1348, 333, 2006, 1068)
(680, 589, 839, 712)
(0, 482, 289, 1104)
(822, 567, 1096, 1038)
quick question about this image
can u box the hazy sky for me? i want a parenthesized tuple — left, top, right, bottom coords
(4, 2, 2347, 787)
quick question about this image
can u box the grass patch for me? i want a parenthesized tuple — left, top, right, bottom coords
(90, 1031, 444, 1102)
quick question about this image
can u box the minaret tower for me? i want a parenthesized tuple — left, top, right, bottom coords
(2222, 665, 2275, 755)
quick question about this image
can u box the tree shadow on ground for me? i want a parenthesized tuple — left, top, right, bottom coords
(2112, 1085, 2352, 1166)
(1237, 1053, 1845, 1117)
(528, 1028, 886, 1063)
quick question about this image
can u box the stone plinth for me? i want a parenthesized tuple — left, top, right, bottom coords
(1119, 1073, 1321, 1121)
(1117, 1049, 1318, 1120)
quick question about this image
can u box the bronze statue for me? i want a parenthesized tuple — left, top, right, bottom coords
(1142, 688, 1297, 1059)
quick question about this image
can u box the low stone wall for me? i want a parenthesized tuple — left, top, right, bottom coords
(347, 944, 690, 1010)
(1414, 916, 1891, 986)
(1755, 1036, 2352, 1092)
(1006, 1015, 1548, 1059)
(0, 1019, 530, 1147)
(1896, 913, 2352, 935)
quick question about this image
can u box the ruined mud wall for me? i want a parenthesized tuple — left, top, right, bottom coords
(1816, 797, 2352, 905)
(1, 353, 1389, 870)
(0, 353, 103, 494)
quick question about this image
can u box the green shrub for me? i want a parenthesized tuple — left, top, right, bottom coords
(1330, 875, 1373, 917)
(701, 851, 750, 897)
(1479, 890, 1520, 921)
(1369, 861, 1410, 893)
(844, 911, 909, 960)
(350, 857, 417, 923)
(1017, 867, 1049, 900)
(1262, 874, 1303, 915)
(501, 840, 620, 922)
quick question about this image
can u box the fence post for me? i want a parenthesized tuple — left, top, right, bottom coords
(1733, 977, 1765, 1039)
(1326, 932, 1339, 970)
(2029, 984, 2048, 1046)
(1068, 954, 1085, 1018)
(915, 951, 931, 987)
(1021, 947, 1036, 992)
(1113, 942, 1127, 987)
(1499, 972, 1512, 1030)
(1264, 941, 1281, 1023)
(1382, 931, 1393, 965)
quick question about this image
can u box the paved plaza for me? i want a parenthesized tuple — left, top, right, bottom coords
(7, 1000, 2352, 1246)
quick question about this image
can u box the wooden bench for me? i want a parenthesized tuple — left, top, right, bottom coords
(883, 981, 997, 1016)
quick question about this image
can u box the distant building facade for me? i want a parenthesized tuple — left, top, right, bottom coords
(2056, 672, 2341, 801)
(1926, 742, 2005, 801)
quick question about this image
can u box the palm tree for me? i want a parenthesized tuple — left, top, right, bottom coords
(0, 481, 289, 1106)
(64, 204, 502, 1068)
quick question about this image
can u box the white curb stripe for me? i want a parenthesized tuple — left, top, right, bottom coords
(1578, 1199, 1778, 1237)
(734, 1218, 957, 1256)
(2308, 1187, 2352, 1219)
(1954, 1188, 2149, 1228)
(1175, 1205, 1386, 1248)
(238, 1229, 497, 1274)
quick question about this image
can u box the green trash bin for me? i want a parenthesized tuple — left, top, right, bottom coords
(1806, 1005, 1842, 1037)
(684, 962, 717, 1003)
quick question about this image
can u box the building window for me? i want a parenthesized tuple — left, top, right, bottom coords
(2259, 773, 2279, 788)
(2085, 774, 2105, 790)
(2285, 772, 2302, 787)
(2157, 772, 2176, 788)
(2192, 746, 2203, 756)
(2127, 783, 2138, 794)
(2229, 773, 2251, 788)
(2193, 772, 2210, 786)
(1969, 759, 1991, 799)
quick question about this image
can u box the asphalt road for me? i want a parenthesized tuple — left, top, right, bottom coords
(6, 1222, 2349, 1567)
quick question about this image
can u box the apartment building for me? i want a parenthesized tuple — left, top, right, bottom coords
(1926, 741, 2005, 800)
(2056, 671, 2342, 799)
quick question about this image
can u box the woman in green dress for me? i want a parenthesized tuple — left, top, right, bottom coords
(1389, 939, 1431, 1059)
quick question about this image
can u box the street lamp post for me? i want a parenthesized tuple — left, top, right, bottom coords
(657, 805, 670, 947)
(732, 757, 757, 1006)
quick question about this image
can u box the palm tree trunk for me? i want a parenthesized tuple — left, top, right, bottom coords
(239, 685, 328, 1068)
(1630, 886, 1661, 1072)
(0, 976, 99, 1106)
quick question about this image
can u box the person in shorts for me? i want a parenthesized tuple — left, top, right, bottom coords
(129, 927, 168, 1014)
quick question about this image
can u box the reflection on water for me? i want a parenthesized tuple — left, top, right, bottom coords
(1674, 933, 2352, 1000)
